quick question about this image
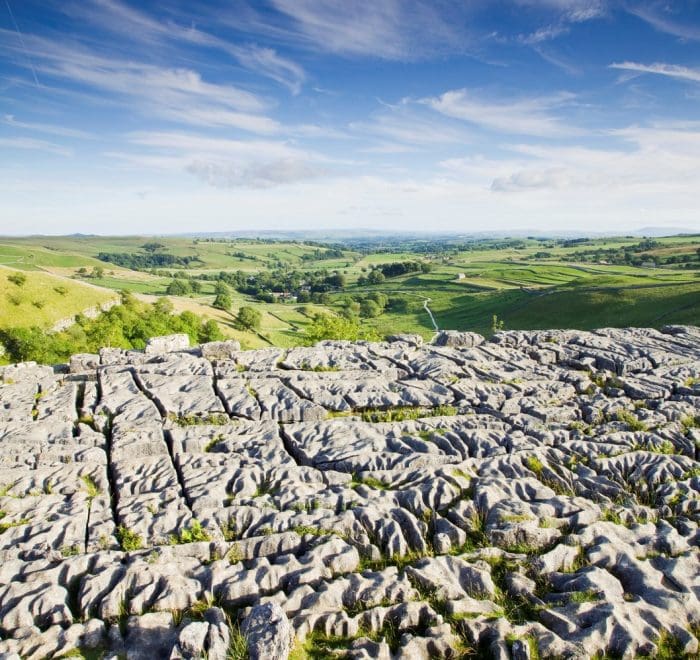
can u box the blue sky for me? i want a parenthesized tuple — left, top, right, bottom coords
(1, 0, 700, 235)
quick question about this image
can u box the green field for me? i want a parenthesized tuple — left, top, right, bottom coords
(0, 233, 697, 350)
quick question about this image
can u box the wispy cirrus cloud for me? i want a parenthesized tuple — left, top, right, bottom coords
(257, 0, 476, 60)
(625, 2, 700, 41)
(0, 136, 72, 156)
(421, 89, 581, 137)
(610, 61, 700, 83)
(0, 29, 266, 112)
(0, 29, 293, 136)
(350, 105, 471, 150)
(58, 0, 306, 93)
(2, 113, 94, 139)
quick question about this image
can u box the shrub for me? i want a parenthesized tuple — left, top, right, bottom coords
(170, 520, 211, 544)
(7, 272, 26, 287)
(116, 525, 143, 551)
(213, 292, 232, 311)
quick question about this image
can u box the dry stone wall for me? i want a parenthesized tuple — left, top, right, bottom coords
(0, 327, 699, 659)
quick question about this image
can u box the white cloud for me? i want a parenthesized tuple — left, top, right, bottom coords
(512, 0, 607, 22)
(422, 89, 580, 137)
(61, 0, 306, 93)
(107, 130, 328, 188)
(610, 61, 700, 83)
(2, 114, 95, 139)
(186, 158, 324, 188)
(484, 123, 700, 194)
(0, 136, 73, 156)
(519, 24, 570, 44)
(350, 108, 471, 148)
(266, 0, 474, 59)
(625, 3, 700, 41)
(0, 30, 266, 112)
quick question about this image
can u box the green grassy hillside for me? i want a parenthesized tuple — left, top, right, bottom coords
(0, 267, 117, 330)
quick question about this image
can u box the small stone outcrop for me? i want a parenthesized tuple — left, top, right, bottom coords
(0, 326, 698, 659)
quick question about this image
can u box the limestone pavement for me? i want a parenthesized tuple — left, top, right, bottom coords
(0, 327, 699, 659)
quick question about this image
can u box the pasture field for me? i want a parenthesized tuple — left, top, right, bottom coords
(0, 233, 697, 347)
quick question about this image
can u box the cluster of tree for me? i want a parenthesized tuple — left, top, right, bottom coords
(561, 240, 700, 268)
(97, 252, 202, 270)
(356, 261, 431, 286)
(197, 268, 345, 303)
(0, 293, 223, 364)
(303, 312, 379, 345)
(339, 292, 390, 319)
(229, 251, 259, 261)
(300, 247, 345, 261)
(166, 278, 202, 296)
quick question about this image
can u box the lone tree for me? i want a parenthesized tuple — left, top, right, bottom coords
(166, 279, 190, 296)
(236, 306, 261, 331)
(213, 291, 232, 311)
(142, 242, 165, 253)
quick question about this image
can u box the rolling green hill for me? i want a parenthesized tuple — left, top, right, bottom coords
(0, 234, 697, 352)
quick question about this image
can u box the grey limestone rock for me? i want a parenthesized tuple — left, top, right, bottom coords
(144, 333, 190, 355)
(432, 330, 485, 348)
(242, 602, 294, 660)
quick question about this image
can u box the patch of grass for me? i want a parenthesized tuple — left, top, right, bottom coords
(80, 474, 101, 500)
(185, 597, 214, 620)
(616, 409, 648, 432)
(55, 649, 107, 660)
(500, 513, 534, 524)
(60, 543, 82, 557)
(300, 361, 340, 372)
(359, 405, 456, 423)
(325, 409, 354, 419)
(649, 439, 676, 455)
(681, 467, 700, 480)
(116, 525, 144, 551)
(203, 433, 226, 452)
(680, 415, 699, 435)
(227, 543, 243, 564)
(350, 474, 392, 491)
(227, 624, 249, 660)
(169, 413, 230, 427)
(507, 634, 541, 660)
(0, 513, 31, 534)
(568, 589, 601, 604)
(169, 520, 211, 545)
(524, 456, 545, 475)
(358, 549, 431, 573)
(643, 628, 692, 660)
(568, 421, 593, 435)
(292, 525, 345, 539)
(77, 414, 95, 428)
(559, 545, 588, 573)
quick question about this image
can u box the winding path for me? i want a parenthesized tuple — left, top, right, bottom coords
(423, 298, 438, 331)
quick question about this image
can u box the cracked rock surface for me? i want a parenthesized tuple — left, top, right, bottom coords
(0, 326, 699, 659)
